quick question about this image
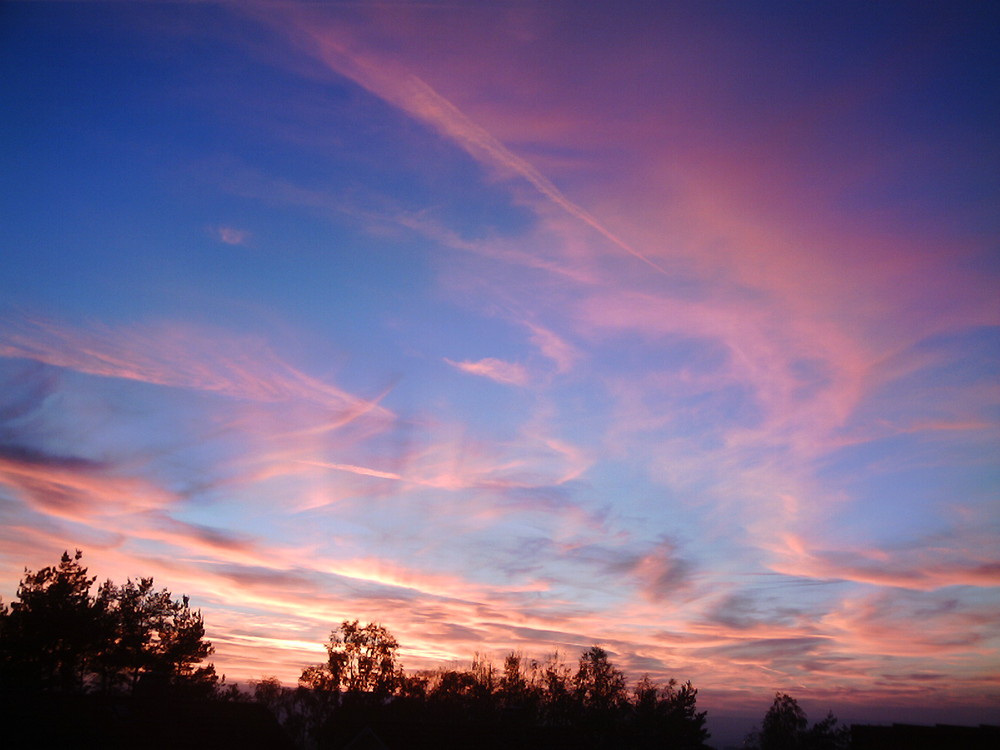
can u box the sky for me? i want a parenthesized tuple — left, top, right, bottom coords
(1, 0, 998, 740)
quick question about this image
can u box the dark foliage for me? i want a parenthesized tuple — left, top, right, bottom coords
(0, 550, 98, 693)
(744, 692, 850, 750)
(0, 550, 216, 697)
(273, 622, 712, 749)
(0, 692, 293, 750)
(300, 620, 401, 698)
(851, 723, 1000, 750)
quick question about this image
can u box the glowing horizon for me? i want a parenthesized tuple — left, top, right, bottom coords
(1, 0, 998, 739)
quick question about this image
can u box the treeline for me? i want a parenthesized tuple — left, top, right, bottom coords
(0, 551, 850, 749)
(250, 620, 713, 749)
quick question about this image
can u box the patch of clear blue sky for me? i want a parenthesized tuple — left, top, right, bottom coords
(818, 423, 999, 549)
(0, 1, 534, 349)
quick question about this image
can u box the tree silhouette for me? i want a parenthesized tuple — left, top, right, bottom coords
(1, 551, 722, 749)
(539, 650, 575, 726)
(804, 710, 851, 750)
(498, 651, 533, 709)
(0, 550, 215, 696)
(282, 631, 717, 749)
(0, 550, 99, 692)
(663, 680, 710, 749)
(745, 692, 849, 750)
(573, 646, 628, 712)
(300, 620, 400, 698)
(763, 692, 808, 749)
(156, 592, 217, 691)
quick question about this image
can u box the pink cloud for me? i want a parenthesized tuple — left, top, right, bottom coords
(0, 314, 391, 420)
(297, 422, 588, 494)
(525, 322, 579, 374)
(822, 589, 1000, 659)
(0, 450, 175, 522)
(445, 357, 529, 387)
(390, 210, 598, 284)
(770, 533, 1000, 591)
(248, 6, 666, 275)
(213, 225, 250, 245)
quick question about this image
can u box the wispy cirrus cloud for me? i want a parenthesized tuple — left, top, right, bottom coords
(252, 5, 667, 275)
(0, 313, 391, 420)
(445, 356, 529, 387)
(525, 322, 579, 374)
(771, 533, 1000, 591)
(593, 537, 693, 603)
(823, 588, 1000, 659)
(298, 425, 587, 494)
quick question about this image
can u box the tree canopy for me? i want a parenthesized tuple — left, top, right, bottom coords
(745, 692, 850, 750)
(290, 621, 711, 749)
(0, 550, 98, 692)
(300, 619, 401, 698)
(0, 550, 216, 696)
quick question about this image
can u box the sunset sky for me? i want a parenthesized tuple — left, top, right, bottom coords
(2, 0, 998, 740)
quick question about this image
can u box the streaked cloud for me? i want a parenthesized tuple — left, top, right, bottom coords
(273, 12, 666, 275)
(0, 313, 390, 419)
(771, 534, 1000, 591)
(445, 357, 529, 387)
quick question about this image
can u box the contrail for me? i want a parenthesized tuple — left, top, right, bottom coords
(297, 24, 668, 275)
